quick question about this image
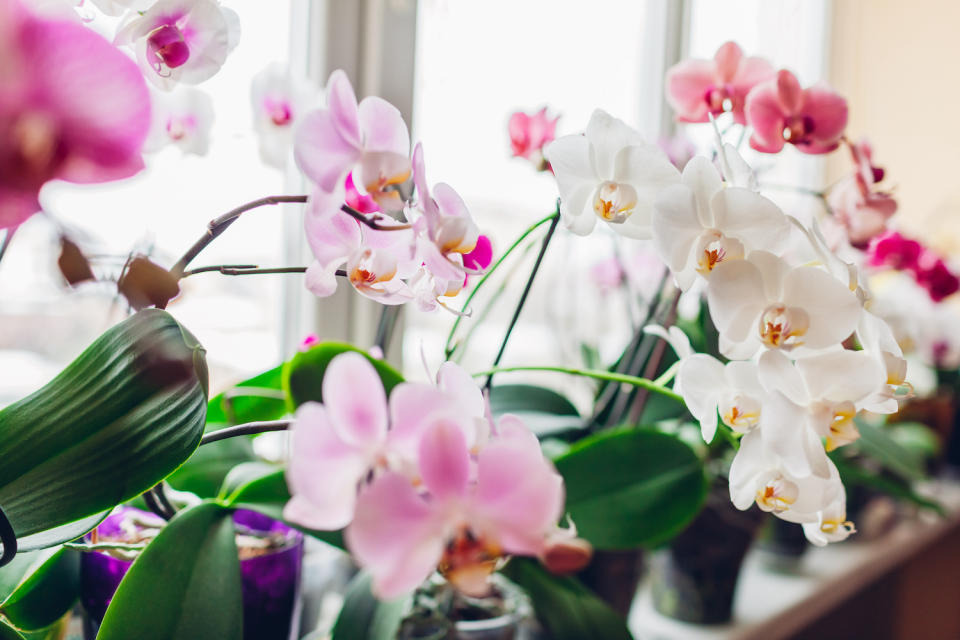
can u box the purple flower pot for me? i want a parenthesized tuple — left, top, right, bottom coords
(81, 508, 303, 640)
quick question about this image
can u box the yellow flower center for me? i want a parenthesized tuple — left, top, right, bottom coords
(592, 181, 638, 224)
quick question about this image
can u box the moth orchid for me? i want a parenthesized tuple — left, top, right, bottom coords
(345, 414, 565, 599)
(706, 250, 862, 359)
(115, 0, 240, 91)
(856, 310, 908, 414)
(250, 62, 317, 169)
(730, 429, 845, 526)
(544, 109, 680, 238)
(294, 69, 411, 211)
(666, 41, 774, 124)
(745, 69, 848, 154)
(0, 0, 151, 230)
(143, 87, 214, 156)
(652, 156, 790, 290)
(411, 143, 481, 300)
(802, 494, 856, 546)
(509, 107, 559, 171)
(915, 253, 960, 302)
(868, 231, 923, 272)
(829, 139, 897, 246)
(302, 187, 414, 305)
(284, 353, 481, 530)
(758, 349, 887, 454)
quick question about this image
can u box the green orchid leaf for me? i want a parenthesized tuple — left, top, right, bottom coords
(555, 428, 707, 549)
(0, 620, 23, 640)
(97, 502, 242, 640)
(855, 419, 925, 481)
(500, 558, 632, 640)
(16, 511, 110, 553)
(166, 437, 257, 499)
(331, 572, 409, 640)
(206, 365, 286, 426)
(283, 343, 403, 410)
(0, 310, 207, 543)
(0, 547, 79, 631)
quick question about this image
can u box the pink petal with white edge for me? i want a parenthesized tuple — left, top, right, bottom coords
(322, 352, 389, 448)
(437, 362, 485, 418)
(284, 402, 369, 530)
(304, 260, 341, 298)
(473, 438, 564, 556)
(294, 108, 363, 191)
(358, 97, 409, 155)
(418, 417, 471, 499)
(388, 383, 458, 461)
(665, 59, 715, 122)
(325, 70, 362, 149)
(346, 472, 445, 599)
(304, 188, 361, 264)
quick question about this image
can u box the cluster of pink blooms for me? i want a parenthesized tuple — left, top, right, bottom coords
(293, 70, 492, 312)
(868, 231, 960, 302)
(284, 352, 581, 599)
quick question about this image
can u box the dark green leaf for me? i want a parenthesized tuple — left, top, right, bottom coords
(555, 428, 707, 549)
(855, 419, 925, 481)
(832, 456, 944, 515)
(500, 558, 632, 640)
(284, 343, 403, 410)
(888, 422, 941, 460)
(97, 502, 242, 640)
(0, 547, 79, 630)
(205, 365, 286, 426)
(166, 438, 257, 499)
(16, 512, 109, 553)
(0, 310, 207, 541)
(331, 572, 408, 640)
(489, 385, 580, 417)
(217, 462, 282, 501)
(222, 469, 344, 550)
(0, 620, 23, 640)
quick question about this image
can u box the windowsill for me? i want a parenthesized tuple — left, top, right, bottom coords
(628, 480, 960, 640)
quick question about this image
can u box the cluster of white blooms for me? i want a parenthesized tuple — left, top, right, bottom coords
(546, 110, 909, 545)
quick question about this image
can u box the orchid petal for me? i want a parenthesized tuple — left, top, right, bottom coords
(322, 352, 389, 447)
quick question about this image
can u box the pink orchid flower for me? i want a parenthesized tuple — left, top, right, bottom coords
(284, 354, 488, 530)
(250, 62, 317, 169)
(829, 139, 897, 246)
(143, 87, 214, 156)
(295, 70, 411, 212)
(344, 172, 380, 214)
(744, 69, 848, 154)
(0, 0, 151, 230)
(508, 107, 558, 171)
(461, 234, 493, 288)
(916, 253, 960, 302)
(666, 41, 774, 125)
(303, 187, 414, 305)
(411, 143, 481, 297)
(115, 0, 240, 91)
(868, 231, 922, 271)
(345, 414, 565, 599)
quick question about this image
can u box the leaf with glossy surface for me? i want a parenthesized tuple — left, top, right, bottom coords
(97, 502, 242, 640)
(16, 512, 109, 553)
(0, 547, 79, 631)
(284, 343, 403, 409)
(0, 310, 208, 541)
(500, 558, 632, 640)
(555, 428, 707, 549)
(205, 365, 286, 426)
(331, 572, 408, 640)
(0, 620, 23, 640)
(489, 385, 579, 417)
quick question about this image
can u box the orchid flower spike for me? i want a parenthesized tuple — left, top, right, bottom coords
(115, 0, 241, 91)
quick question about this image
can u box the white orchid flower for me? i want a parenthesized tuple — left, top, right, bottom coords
(652, 156, 790, 290)
(143, 87, 215, 156)
(675, 355, 766, 444)
(544, 109, 680, 238)
(707, 250, 862, 360)
(856, 310, 908, 414)
(802, 494, 856, 546)
(758, 349, 885, 452)
(729, 428, 840, 520)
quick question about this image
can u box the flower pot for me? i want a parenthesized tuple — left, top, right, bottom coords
(80, 507, 303, 640)
(576, 548, 644, 617)
(398, 576, 529, 640)
(650, 492, 763, 625)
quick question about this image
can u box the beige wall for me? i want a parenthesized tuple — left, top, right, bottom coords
(829, 0, 960, 255)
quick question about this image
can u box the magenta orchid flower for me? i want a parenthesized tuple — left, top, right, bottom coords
(250, 62, 317, 169)
(345, 414, 565, 599)
(0, 0, 151, 230)
(666, 41, 774, 125)
(916, 254, 960, 302)
(303, 187, 414, 305)
(143, 87, 214, 156)
(868, 231, 922, 272)
(115, 0, 240, 91)
(294, 69, 411, 212)
(829, 139, 897, 246)
(508, 107, 558, 171)
(411, 143, 481, 297)
(744, 69, 848, 154)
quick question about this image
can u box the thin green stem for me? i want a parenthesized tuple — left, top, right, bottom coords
(471, 366, 684, 404)
(653, 360, 680, 387)
(444, 211, 560, 359)
(200, 420, 292, 445)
